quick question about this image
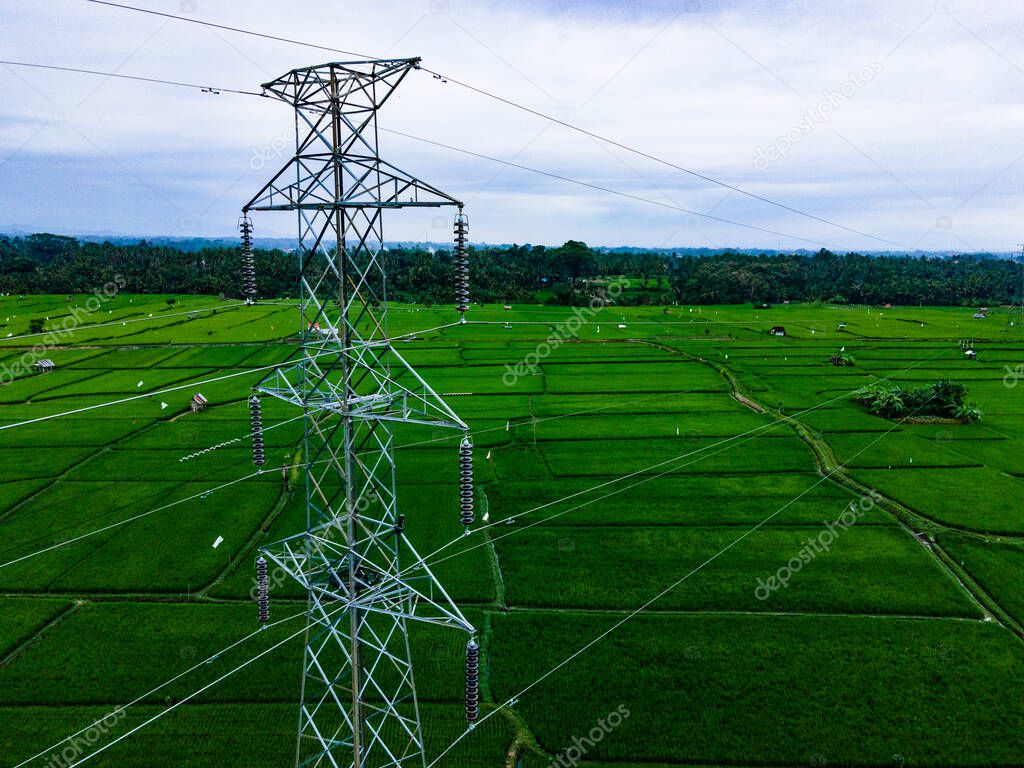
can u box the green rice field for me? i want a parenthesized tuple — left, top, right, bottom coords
(1, 294, 1023, 767)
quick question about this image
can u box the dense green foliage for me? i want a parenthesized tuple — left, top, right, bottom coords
(854, 379, 983, 422)
(2, 233, 1022, 306)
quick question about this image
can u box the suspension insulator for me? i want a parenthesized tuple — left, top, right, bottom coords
(454, 210, 469, 317)
(465, 639, 480, 723)
(459, 434, 474, 527)
(239, 215, 257, 304)
(256, 556, 270, 623)
(249, 394, 265, 468)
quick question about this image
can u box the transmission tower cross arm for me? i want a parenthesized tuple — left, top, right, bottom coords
(243, 58, 463, 213)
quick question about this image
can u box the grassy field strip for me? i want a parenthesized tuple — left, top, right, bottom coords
(698, 329, 1024, 646)
(0, 470, 262, 571)
(2, 703, 514, 768)
(492, 613, 1024, 767)
(0, 303, 250, 345)
(0, 602, 80, 674)
(0, 355, 187, 536)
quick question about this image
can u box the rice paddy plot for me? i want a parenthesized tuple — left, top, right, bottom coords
(538, 436, 813, 477)
(937, 531, 1024, 625)
(0, 598, 70, 656)
(854, 467, 1024, 534)
(489, 613, 1024, 766)
(485, 475, 885, 526)
(494, 524, 976, 615)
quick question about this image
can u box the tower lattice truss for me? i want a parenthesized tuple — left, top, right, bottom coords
(244, 59, 474, 768)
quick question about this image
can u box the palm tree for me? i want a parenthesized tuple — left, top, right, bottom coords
(874, 387, 905, 418)
(855, 383, 904, 418)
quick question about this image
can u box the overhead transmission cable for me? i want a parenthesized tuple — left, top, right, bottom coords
(381, 128, 834, 248)
(4, 59, 848, 251)
(0, 386, 706, 569)
(415, 65, 907, 249)
(3, 342, 954, 575)
(82, 0, 371, 58)
(0, 467, 264, 569)
(0, 59, 262, 96)
(74, 0, 905, 248)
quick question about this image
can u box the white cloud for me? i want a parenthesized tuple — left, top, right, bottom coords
(0, 0, 1022, 251)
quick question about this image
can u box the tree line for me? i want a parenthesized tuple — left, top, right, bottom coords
(1, 233, 1020, 307)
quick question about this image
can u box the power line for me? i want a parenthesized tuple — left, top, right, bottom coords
(0, 357, 295, 433)
(416, 66, 908, 250)
(0, 321, 465, 435)
(0, 386, 691, 570)
(0, 59, 262, 96)
(382, 128, 839, 249)
(7, 343, 960, 762)
(2, 59, 847, 250)
(21, 355, 951, 765)
(82, 0, 369, 59)
(0, 301, 250, 344)
(77, 0, 906, 248)
(0, 466, 263, 569)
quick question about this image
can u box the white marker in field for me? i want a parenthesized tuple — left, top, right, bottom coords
(212, 535, 224, 549)
(137, 380, 144, 388)
(160, 402, 168, 410)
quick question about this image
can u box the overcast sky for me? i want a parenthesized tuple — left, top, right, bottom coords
(1, 0, 1022, 251)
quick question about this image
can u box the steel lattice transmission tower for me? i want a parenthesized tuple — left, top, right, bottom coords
(243, 59, 475, 768)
